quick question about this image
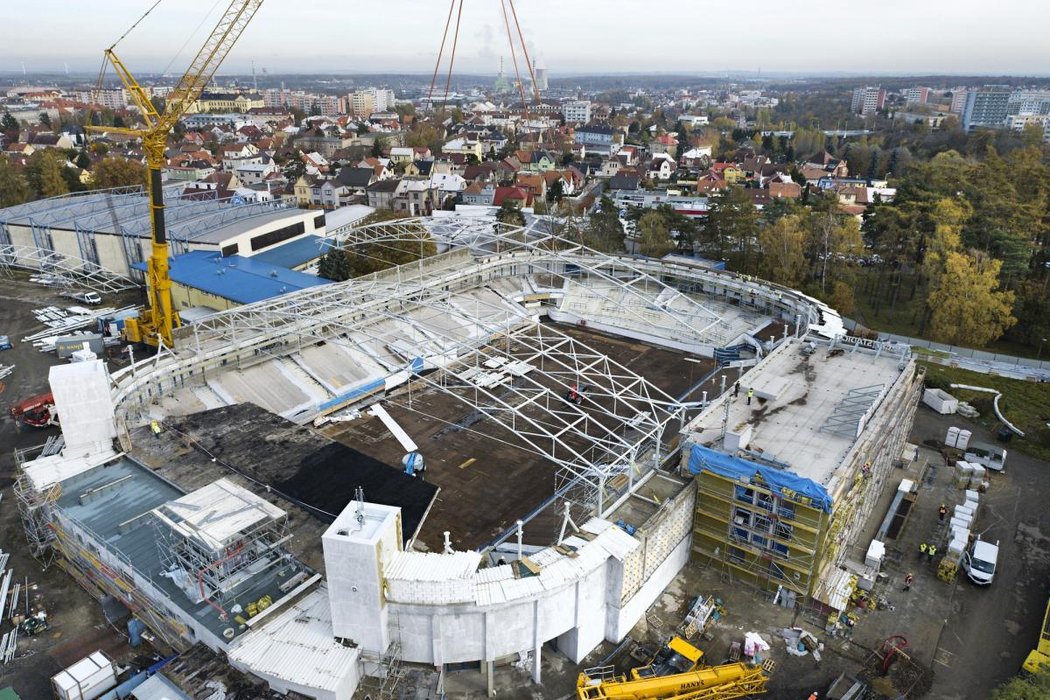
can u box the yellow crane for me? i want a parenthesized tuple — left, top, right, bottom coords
(90, 0, 265, 347)
(576, 660, 772, 700)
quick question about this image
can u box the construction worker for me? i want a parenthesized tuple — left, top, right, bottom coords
(938, 504, 948, 521)
(918, 542, 927, 559)
(747, 387, 754, 405)
(927, 543, 937, 562)
(733, 382, 740, 398)
(903, 573, 914, 591)
(808, 693, 819, 700)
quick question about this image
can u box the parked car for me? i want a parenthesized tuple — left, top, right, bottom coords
(964, 538, 1000, 585)
(70, 291, 102, 305)
(0, 335, 11, 351)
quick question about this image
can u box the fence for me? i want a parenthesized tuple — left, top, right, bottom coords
(843, 317, 1050, 380)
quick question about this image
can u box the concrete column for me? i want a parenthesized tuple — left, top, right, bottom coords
(532, 599, 542, 684)
(486, 660, 495, 697)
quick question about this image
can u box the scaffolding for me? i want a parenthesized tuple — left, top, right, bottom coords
(360, 615, 405, 700)
(150, 479, 291, 616)
(12, 441, 65, 567)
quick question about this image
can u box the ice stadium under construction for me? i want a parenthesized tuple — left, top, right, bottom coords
(14, 216, 922, 699)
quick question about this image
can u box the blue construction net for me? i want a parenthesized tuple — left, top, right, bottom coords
(687, 444, 833, 513)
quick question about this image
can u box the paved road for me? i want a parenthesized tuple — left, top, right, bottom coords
(912, 410, 1050, 698)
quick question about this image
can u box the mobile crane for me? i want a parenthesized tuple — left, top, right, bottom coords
(89, 0, 265, 348)
(576, 658, 772, 700)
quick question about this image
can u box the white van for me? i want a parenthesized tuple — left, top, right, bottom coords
(964, 538, 1000, 585)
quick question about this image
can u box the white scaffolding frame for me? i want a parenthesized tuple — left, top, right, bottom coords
(112, 217, 825, 518)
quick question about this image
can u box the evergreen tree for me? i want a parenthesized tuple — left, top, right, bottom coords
(0, 156, 29, 207)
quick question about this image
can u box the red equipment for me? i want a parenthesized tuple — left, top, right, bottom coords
(10, 391, 58, 428)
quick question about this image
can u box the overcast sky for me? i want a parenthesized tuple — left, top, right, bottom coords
(4, 0, 1048, 77)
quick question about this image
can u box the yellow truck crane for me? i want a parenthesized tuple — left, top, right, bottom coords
(89, 0, 264, 348)
(577, 659, 772, 700)
(1024, 593, 1050, 673)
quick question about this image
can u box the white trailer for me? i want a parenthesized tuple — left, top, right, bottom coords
(51, 651, 117, 700)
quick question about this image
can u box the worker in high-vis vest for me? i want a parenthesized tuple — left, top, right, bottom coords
(927, 544, 937, 562)
(919, 542, 928, 559)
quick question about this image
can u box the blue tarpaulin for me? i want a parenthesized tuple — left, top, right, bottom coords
(687, 444, 833, 513)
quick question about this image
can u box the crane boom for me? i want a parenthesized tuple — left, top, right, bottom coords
(90, 0, 264, 348)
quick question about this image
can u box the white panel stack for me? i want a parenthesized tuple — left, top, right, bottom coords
(51, 651, 117, 700)
(956, 429, 972, 451)
(49, 360, 116, 460)
(945, 426, 961, 448)
(865, 540, 886, 569)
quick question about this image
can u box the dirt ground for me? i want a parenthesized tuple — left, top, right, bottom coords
(0, 274, 139, 697)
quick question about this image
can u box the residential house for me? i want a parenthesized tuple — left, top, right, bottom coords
(802, 151, 849, 178)
(608, 173, 641, 191)
(392, 178, 440, 215)
(597, 158, 623, 178)
(768, 176, 802, 199)
(294, 175, 321, 208)
(679, 146, 712, 170)
(336, 166, 378, 196)
(574, 124, 619, 156)
(302, 151, 330, 175)
(617, 145, 642, 167)
(524, 150, 557, 172)
(696, 172, 727, 194)
(650, 133, 679, 156)
(514, 173, 547, 203)
(493, 186, 531, 208)
(462, 181, 496, 206)
(430, 173, 468, 199)
(27, 132, 77, 150)
(234, 161, 278, 186)
(709, 162, 744, 185)
(182, 172, 240, 201)
(647, 154, 676, 181)
(366, 178, 402, 210)
(388, 146, 415, 163)
(220, 143, 261, 170)
(442, 138, 483, 161)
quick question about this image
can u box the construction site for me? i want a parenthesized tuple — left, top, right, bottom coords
(3, 2, 1049, 700)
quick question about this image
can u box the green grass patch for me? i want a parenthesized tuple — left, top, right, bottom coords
(920, 361, 1050, 463)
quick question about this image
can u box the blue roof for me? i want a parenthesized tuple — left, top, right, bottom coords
(133, 250, 329, 304)
(249, 234, 326, 269)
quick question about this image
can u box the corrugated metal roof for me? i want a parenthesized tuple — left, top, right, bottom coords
(227, 586, 359, 693)
(581, 518, 613, 535)
(132, 251, 329, 304)
(593, 527, 640, 561)
(814, 567, 857, 612)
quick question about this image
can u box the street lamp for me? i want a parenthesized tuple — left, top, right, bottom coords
(1039, 338, 1047, 361)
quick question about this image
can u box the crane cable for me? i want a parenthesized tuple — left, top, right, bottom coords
(427, 0, 457, 108)
(108, 0, 166, 52)
(507, 0, 541, 104)
(441, 0, 466, 113)
(499, 0, 530, 134)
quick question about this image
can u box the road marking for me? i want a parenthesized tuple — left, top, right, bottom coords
(458, 458, 476, 470)
(934, 648, 954, 668)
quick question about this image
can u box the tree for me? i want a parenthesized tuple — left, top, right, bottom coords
(828, 280, 855, 315)
(348, 231, 437, 277)
(25, 150, 68, 199)
(584, 196, 626, 253)
(92, 157, 146, 190)
(993, 664, 1050, 699)
(1, 111, 20, 143)
(370, 137, 388, 158)
(39, 111, 51, 128)
(928, 251, 1016, 347)
(0, 156, 30, 207)
(703, 187, 760, 271)
(637, 211, 674, 258)
(808, 194, 862, 294)
(318, 248, 352, 281)
(758, 213, 807, 288)
(546, 179, 565, 204)
(495, 200, 526, 227)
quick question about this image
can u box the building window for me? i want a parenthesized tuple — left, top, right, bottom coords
(751, 534, 768, 548)
(775, 522, 794, 541)
(728, 546, 746, 564)
(756, 492, 774, 511)
(733, 508, 751, 527)
(771, 542, 789, 558)
(731, 527, 748, 542)
(734, 486, 754, 505)
(250, 221, 305, 251)
(753, 514, 772, 533)
(776, 501, 795, 520)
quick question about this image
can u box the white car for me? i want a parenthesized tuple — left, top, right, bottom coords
(964, 538, 999, 585)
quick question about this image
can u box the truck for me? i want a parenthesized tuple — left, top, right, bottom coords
(51, 651, 117, 700)
(10, 392, 58, 428)
(1023, 593, 1050, 673)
